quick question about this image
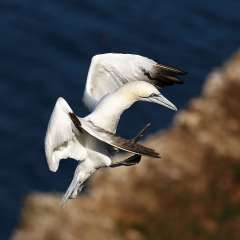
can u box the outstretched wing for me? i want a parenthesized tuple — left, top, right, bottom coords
(69, 114, 160, 158)
(83, 53, 186, 109)
(97, 129, 160, 158)
(45, 98, 87, 172)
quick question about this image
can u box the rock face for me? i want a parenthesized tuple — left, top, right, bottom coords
(12, 52, 240, 240)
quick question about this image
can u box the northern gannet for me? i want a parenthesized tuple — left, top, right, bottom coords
(45, 53, 186, 204)
(45, 81, 177, 205)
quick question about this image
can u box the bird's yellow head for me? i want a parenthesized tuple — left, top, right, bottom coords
(118, 81, 177, 111)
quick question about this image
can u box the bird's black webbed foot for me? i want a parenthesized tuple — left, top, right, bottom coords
(110, 123, 151, 168)
(110, 154, 141, 168)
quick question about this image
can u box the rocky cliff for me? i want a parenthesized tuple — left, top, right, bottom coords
(12, 52, 240, 240)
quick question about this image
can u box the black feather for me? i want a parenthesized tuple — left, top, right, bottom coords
(69, 112, 83, 133)
(142, 62, 187, 88)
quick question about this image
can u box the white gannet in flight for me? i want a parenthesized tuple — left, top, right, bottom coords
(45, 80, 179, 205)
(45, 53, 186, 204)
(83, 53, 186, 110)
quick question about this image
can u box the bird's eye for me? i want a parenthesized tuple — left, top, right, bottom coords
(149, 93, 158, 97)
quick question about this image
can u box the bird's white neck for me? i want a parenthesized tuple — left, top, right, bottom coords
(85, 87, 137, 133)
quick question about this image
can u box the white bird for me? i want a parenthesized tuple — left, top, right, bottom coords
(83, 53, 186, 110)
(45, 53, 186, 204)
(45, 80, 178, 205)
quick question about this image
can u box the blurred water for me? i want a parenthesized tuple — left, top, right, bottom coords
(1, 0, 240, 238)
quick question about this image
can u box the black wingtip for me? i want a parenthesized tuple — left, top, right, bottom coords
(145, 148, 161, 159)
(154, 152, 161, 159)
(175, 68, 188, 76)
(69, 112, 83, 133)
(156, 63, 187, 76)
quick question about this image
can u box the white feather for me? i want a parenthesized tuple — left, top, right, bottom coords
(45, 97, 87, 172)
(83, 53, 156, 109)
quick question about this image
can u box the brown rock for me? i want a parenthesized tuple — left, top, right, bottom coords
(12, 51, 240, 240)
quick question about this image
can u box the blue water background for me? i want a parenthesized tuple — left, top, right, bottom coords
(1, 0, 240, 238)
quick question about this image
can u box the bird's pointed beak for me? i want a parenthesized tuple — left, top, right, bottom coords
(142, 94, 178, 111)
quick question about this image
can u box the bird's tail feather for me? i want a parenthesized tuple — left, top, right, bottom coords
(61, 174, 84, 207)
(61, 161, 95, 207)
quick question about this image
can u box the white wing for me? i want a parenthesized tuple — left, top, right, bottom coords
(45, 97, 87, 172)
(83, 53, 185, 109)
